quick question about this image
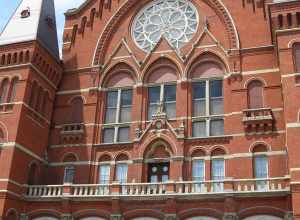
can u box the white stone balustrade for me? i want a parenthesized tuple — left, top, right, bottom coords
(24, 177, 290, 199)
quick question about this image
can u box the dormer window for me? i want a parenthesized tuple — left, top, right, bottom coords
(20, 8, 30, 18)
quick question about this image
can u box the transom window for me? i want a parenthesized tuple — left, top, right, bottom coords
(132, 0, 199, 52)
(148, 84, 176, 119)
(103, 89, 132, 143)
(192, 79, 224, 137)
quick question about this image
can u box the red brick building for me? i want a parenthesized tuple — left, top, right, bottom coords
(0, 0, 300, 219)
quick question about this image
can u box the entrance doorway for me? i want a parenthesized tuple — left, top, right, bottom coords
(148, 162, 170, 183)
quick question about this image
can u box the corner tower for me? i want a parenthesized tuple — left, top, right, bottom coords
(0, 0, 62, 218)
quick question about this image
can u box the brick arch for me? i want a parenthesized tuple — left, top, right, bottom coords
(138, 134, 178, 158)
(189, 146, 208, 157)
(141, 57, 181, 84)
(100, 62, 137, 88)
(238, 206, 286, 219)
(27, 209, 61, 219)
(186, 51, 228, 80)
(178, 208, 223, 220)
(123, 209, 165, 220)
(92, 0, 239, 66)
(72, 209, 110, 220)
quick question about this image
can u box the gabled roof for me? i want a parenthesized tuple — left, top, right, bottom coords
(0, 0, 60, 60)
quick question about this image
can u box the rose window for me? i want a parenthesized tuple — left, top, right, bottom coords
(132, 0, 199, 52)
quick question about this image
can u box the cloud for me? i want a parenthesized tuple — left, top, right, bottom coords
(54, 0, 86, 12)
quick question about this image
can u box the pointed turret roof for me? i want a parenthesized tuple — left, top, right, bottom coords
(0, 0, 60, 60)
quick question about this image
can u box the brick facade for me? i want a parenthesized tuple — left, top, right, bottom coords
(0, 0, 300, 219)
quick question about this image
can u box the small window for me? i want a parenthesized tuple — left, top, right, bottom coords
(192, 121, 206, 137)
(210, 119, 224, 136)
(0, 79, 9, 104)
(103, 128, 115, 143)
(7, 77, 18, 103)
(254, 155, 268, 190)
(278, 14, 283, 28)
(294, 43, 300, 73)
(116, 163, 128, 184)
(63, 166, 75, 184)
(118, 127, 130, 143)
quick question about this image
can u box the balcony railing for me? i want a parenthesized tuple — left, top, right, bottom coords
(243, 108, 274, 132)
(24, 177, 290, 199)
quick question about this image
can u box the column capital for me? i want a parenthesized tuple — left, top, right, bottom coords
(110, 214, 123, 220)
(223, 213, 238, 220)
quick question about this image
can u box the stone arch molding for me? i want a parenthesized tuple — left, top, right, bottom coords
(242, 216, 283, 220)
(186, 217, 219, 220)
(80, 218, 106, 220)
(92, 0, 240, 66)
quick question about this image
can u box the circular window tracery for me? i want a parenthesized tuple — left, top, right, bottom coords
(132, 0, 199, 52)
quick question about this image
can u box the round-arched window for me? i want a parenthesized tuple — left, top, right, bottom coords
(132, 0, 199, 52)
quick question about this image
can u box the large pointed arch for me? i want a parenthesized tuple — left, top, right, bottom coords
(92, 0, 240, 66)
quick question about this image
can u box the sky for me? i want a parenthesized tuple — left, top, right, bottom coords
(0, 0, 86, 51)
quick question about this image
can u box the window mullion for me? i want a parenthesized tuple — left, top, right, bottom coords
(115, 90, 122, 142)
(206, 80, 210, 136)
(160, 84, 164, 105)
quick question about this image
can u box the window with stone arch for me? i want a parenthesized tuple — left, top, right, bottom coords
(189, 55, 225, 138)
(145, 58, 179, 120)
(210, 148, 226, 192)
(247, 80, 264, 109)
(102, 63, 135, 144)
(293, 43, 300, 73)
(62, 153, 77, 184)
(115, 153, 129, 184)
(252, 144, 269, 190)
(98, 154, 112, 185)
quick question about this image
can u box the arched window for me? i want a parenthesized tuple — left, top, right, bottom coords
(278, 14, 283, 28)
(35, 86, 44, 111)
(41, 91, 49, 116)
(19, 51, 24, 63)
(0, 78, 9, 104)
(103, 65, 134, 144)
(25, 51, 30, 62)
(191, 149, 206, 192)
(70, 97, 84, 123)
(29, 81, 38, 107)
(13, 53, 17, 64)
(98, 154, 112, 185)
(90, 8, 96, 28)
(190, 59, 224, 137)
(28, 163, 38, 185)
(63, 153, 77, 184)
(7, 77, 18, 103)
(287, 13, 292, 27)
(293, 43, 300, 73)
(247, 80, 264, 109)
(1, 55, 5, 65)
(80, 17, 87, 35)
(252, 144, 269, 190)
(7, 54, 11, 65)
(211, 148, 226, 192)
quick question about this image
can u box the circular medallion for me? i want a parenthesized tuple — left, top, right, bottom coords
(132, 0, 199, 52)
